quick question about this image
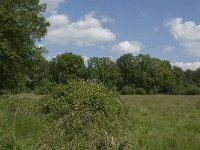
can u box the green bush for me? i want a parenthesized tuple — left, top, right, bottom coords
(184, 85, 200, 95)
(34, 82, 55, 95)
(172, 85, 185, 95)
(39, 80, 129, 149)
(135, 88, 146, 95)
(120, 85, 135, 95)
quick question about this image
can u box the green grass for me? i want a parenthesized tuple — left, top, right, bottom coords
(0, 94, 200, 149)
(122, 95, 200, 150)
(0, 93, 53, 150)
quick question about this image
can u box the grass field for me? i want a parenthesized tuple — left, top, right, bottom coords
(122, 95, 200, 150)
(0, 94, 200, 149)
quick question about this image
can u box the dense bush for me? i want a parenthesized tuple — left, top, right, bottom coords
(120, 85, 135, 95)
(34, 81, 55, 95)
(39, 80, 129, 149)
(135, 88, 146, 95)
(172, 85, 200, 95)
(172, 85, 185, 95)
(184, 85, 200, 95)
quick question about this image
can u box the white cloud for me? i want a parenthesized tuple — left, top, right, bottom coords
(82, 55, 89, 64)
(173, 62, 200, 71)
(47, 15, 70, 27)
(40, 0, 64, 14)
(112, 41, 143, 54)
(46, 52, 64, 61)
(37, 44, 45, 48)
(163, 46, 175, 52)
(167, 18, 200, 56)
(109, 56, 113, 60)
(46, 56, 53, 61)
(46, 12, 116, 46)
(46, 55, 57, 61)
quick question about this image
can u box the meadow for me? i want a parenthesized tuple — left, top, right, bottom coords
(122, 95, 200, 149)
(0, 94, 200, 149)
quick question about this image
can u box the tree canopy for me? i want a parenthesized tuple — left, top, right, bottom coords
(117, 54, 176, 94)
(87, 57, 121, 87)
(0, 0, 49, 91)
(49, 52, 86, 84)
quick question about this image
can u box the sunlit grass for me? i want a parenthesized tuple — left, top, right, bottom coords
(0, 94, 200, 149)
(122, 95, 200, 150)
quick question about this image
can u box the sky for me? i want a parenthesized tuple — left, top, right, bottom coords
(39, 0, 200, 70)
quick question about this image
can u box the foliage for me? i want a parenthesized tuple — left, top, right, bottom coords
(87, 57, 121, 87)
(39, 80, 128, 149)
(185, 69, 200, 88)
(34, 81, 55, 95)
(120, 85, 136, 95)
(26, 56, 50, 90)
(0, 0, 49, 91)
(172, 85, 185, 95)
(135, 88, 146, 95)
(184, 85, 200, 95)
(1, 94, 200, 149)
(49, 52, 86, 84)
(116, 54, 176, 94)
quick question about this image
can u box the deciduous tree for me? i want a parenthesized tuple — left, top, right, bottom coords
(0, 0, 49, 91)
(87, 57, 121, 87)
(49, 52, 86, 84)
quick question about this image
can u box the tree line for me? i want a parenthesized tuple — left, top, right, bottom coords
(2, 50, 200, 95)
(48, 52, 200, 95)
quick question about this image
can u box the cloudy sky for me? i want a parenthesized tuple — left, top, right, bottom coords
(40, 0, 200, 70)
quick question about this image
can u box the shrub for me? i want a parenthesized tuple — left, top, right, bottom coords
(39, 80, 129, 149)
(135, 88, 146, 95)
(34, 82, 55, 95)
(184, 85, 200, 95)
(172, 85, 185, 95)
(120, 85, 135, 95)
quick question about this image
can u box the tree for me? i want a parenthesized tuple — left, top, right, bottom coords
(116, 54, 138, 88)
(117, 54, 176, 94)
(185, 68, 200, 88)
(49, 52, 86, 84)
(0, 0, 49, 91)
(150, 58, 176, 93)
(26, 55, 50, 90)
(194, 68, 200, 87)
(87, 57, 121, 87)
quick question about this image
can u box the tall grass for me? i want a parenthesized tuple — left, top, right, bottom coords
(0, 94, 51, 150)
(122, 95, 200, 150)
(1, 94, 200, 149)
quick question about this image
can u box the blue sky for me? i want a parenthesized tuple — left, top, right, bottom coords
(40, 0, 200, 70)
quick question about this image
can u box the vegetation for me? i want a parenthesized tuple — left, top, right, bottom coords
(0, 81, 131, 149)
(2, 50, 200, 95)
(0, 0, 49, 92)
(49, 53, 86, 84)
(87, 57, 121, 87)
(1, 94, 200, 149)
(121, 85, 136, 95)
(123, 95, 200, 150)
(39, 80, 128, 149)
